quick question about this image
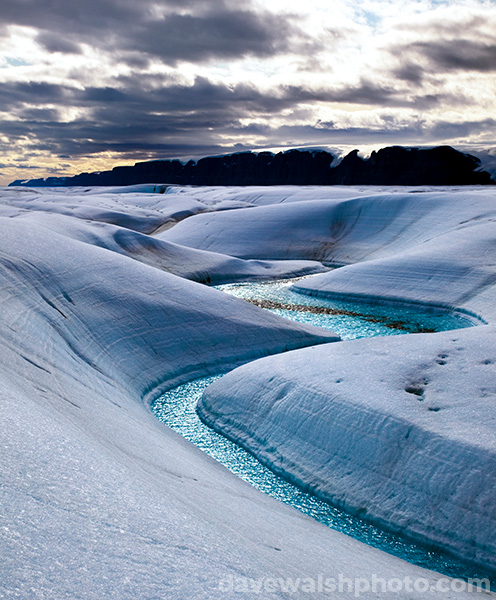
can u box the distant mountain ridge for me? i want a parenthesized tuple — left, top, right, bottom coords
(9, 146, 495, 187)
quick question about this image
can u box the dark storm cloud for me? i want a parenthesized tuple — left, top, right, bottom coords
(123, 9, 302, 64)
(0, 0, 144, 36)
(36, 31, 82, 55)
(0, 0, 309, 63)
(1, 67, 469, 166)
(393, 63, 424, 84)
(0, 81, 70, 110)
(410, 40, 496, 73)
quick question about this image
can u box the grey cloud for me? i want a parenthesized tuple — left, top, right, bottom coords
(396, 13, 489, 38)
(88, 76, 439, 116)
(0, 81, 71, 111)
(430, 118, 496, 139)
(228, 122, 429, 149)
(0, 67, 484, 169)
(82, 87, 130, 104)
(0, 77, 259, 118)
(36, 31, 82, 54)
(81, 76, 313, 118)
(393, 62, 424, 84)
(412, 40, 496, 73)
(324, 81, 398, 106)
(19, 107, 62, 121)
(285, 80, 442, 108)
(385, 9, 496, 83)
(234, 118, 496, 148)
(324, 26, 350, 41)
(126, 9, 302, 64)
(0, 0, 143, 36)
(0, 0, 309, 64)
(388, 9, 496, 78)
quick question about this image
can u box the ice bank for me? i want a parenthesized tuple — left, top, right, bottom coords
(192, 187, 496, 573)
(199, 326, 496, 571)
(1, 185, 495, 598)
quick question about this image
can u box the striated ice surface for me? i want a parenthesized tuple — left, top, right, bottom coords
(153, 295, 489, 582)
(199, 326, 496, 573)
(1, 184, 495, 598)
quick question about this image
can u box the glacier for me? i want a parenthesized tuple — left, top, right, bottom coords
(1, 184, 495, 598)
(182, 187, 496, 574)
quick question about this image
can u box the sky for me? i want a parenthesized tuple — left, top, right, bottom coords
(0, 0, 495, 185)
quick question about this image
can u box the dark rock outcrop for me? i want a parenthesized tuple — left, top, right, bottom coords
(326, 146, 492, 185)
(9, 146, 494, 187)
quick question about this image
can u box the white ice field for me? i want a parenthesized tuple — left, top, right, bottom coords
(1, 184, 495, 599)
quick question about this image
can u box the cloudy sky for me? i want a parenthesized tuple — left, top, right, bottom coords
(0, 0, 495, 184)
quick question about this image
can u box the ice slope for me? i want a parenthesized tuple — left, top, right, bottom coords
(15, 210, 326, 284)
(0, 209, 360, 599)
(0, 187, 327, 283)
(161, 188, 486, 260)
(162, 189, 496, 320)
(199, 326, 496, 572)
(292, 222, 496, 321)
(1, 185, 494, 598)
(0, 214, 338, 410)
(1, 185, 211, 233)
(186, 186, 496, 573)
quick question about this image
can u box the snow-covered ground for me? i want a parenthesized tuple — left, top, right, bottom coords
(1, 184, 495, 598)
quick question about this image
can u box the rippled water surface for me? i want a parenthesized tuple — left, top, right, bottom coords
(152, 279, 487, 582)
(216, 279, 474, 339)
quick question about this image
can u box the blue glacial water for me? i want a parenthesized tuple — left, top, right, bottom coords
(215, 278, 475, 339)
(152, 278, 487, 582)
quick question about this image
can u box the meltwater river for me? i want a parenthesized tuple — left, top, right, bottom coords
(152, 278, 486, 581)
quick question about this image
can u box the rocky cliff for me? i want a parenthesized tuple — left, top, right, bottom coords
(10, 146, 494, 187)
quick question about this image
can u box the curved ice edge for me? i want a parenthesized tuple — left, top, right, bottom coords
(290, 285, 487, 326)
(141, 335, 340, 407)
(201, 262, 329, 287)
(196, 391, 496, 579)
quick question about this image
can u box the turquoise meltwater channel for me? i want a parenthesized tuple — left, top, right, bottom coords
(152, 278, 488, 582)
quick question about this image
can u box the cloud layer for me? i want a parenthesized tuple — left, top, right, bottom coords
(0, 0, 495, 184)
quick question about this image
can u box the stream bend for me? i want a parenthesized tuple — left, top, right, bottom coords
(152, 279, 484, 581)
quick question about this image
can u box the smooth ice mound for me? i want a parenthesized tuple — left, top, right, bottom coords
(162, 188, 496, 321)
(153, 278, 489, 580)
(198, 325, 496, 574)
